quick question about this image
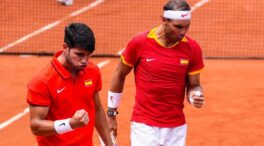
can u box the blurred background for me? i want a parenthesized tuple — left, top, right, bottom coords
(1, 0, 263, 59)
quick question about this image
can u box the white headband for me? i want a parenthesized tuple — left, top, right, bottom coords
(163, 10, 191, 20)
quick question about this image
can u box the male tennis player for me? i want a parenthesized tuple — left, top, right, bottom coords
(27, 22, 113, 146)
(107, 0, 205, 145)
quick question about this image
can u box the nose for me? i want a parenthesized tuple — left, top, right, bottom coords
(81, 59, 87, 65)
(81, 56, 89, 65)
(180, 27, 188, 35)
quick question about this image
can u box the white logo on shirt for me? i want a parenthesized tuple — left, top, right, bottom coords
(146, 58, 155, 62)
(57, 87, 66, 94)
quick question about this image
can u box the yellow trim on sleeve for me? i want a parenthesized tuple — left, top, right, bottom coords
(121, 55, 133, 67)
(188, 68, 204, 75)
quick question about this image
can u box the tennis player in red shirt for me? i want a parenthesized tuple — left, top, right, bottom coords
(27, 22, 113, 146)
(107, 0, 205, 145)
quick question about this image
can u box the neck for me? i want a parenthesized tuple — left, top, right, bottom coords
(155, 25, 179, 47)
(57, 52, 78, 77)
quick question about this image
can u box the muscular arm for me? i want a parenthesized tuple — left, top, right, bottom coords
(29, 105, 89, 136)
(94, 92, 112, 146)
(108, 60, 132, 111)
(187, 73, 203, 92)
(107, 60, 133, 136)
(109, 60, 133, 93)
(29, 105, 57, 136)
(186, 73, 204, 108)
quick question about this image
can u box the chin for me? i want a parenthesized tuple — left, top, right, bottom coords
(171, 38, 181, 42)
(79, 66, 86, 70)
(176, 37, 184, 41)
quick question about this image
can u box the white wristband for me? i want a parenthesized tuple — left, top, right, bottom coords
(108, 90, 122, 108)
(188, 91, 202, 104)
(54, 118, 73, 134)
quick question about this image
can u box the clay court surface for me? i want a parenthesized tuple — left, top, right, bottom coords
(1, 0, 264, 145)
(0, 56, 264, 146)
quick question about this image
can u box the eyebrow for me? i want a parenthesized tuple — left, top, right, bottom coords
(174, 24, 190, 28)
(175, 23, 190, 26)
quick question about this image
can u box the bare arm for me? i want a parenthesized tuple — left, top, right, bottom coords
(94, 92, 113, 146)
(108, 60, 133, 111)
(186, 73, 204, 108)
(109, 60, 133, 93)
(29, 105, 57, 136)
(29, 105, 89, 136)
(108, 60, 133, 136)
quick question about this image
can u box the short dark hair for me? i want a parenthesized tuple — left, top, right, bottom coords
(64, 22, 95, 52)
(163, 0, 191, 11)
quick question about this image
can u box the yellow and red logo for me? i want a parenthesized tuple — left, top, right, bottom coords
(84, 79, 93, 87)
(180, 59, 189, 65)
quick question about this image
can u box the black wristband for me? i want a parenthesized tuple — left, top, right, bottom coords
(107, 110, 118, 117)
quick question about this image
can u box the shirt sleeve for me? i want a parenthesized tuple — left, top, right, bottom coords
(27, 76, 51, 106)
(188, 40, 204, 75)
(121, 36, 142, 67)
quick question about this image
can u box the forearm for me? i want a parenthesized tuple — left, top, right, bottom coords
(186, 74, 203, 94)
(108, 70, 126, 111)
(95, 108, 112, 145)
(187, 85, 203, 93)
(186, 74, 205, 108)
(110, 71, 126, 93)
(110, 61, 132, 93)
(30, 118, 57, 136)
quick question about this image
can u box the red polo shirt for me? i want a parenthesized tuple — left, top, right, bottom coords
(121, 28, 204, 127)
(27, 51, 102, 146)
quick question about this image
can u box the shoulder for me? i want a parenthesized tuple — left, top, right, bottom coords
(128, 31, 149, 43)
(28, 62, 53, 90)
(185, 36, 201, 49)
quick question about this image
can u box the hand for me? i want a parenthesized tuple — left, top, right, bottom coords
(188, 91, 204, 108)
(108, 116, 118, 137)
(69, 109, 89, 129)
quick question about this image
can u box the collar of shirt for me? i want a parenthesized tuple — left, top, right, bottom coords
(51, 50, 85, 79)
(147, 27, 188, 48)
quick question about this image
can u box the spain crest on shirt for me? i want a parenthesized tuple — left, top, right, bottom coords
(180, 59, 189, 65)
(84, 79, 93, 87)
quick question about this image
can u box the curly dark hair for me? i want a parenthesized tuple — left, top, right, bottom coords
(64, 22, 95, 52)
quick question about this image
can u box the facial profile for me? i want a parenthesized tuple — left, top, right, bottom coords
(64, 47, 92, 72)
(164, 18, 190, 42)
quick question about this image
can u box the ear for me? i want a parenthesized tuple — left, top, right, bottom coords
(161, 17, 170, 25)
(161, 16, 167, 22)
(63, 43, 68, 50)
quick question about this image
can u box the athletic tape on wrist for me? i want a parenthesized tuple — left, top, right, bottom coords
(108, 90, 122, 108)
(163, 10, 191, 20)
(54, 118, 73, 134)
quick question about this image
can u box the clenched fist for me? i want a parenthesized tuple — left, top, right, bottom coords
(69, 109, 89, 129)
(188, 91, 204, 108)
